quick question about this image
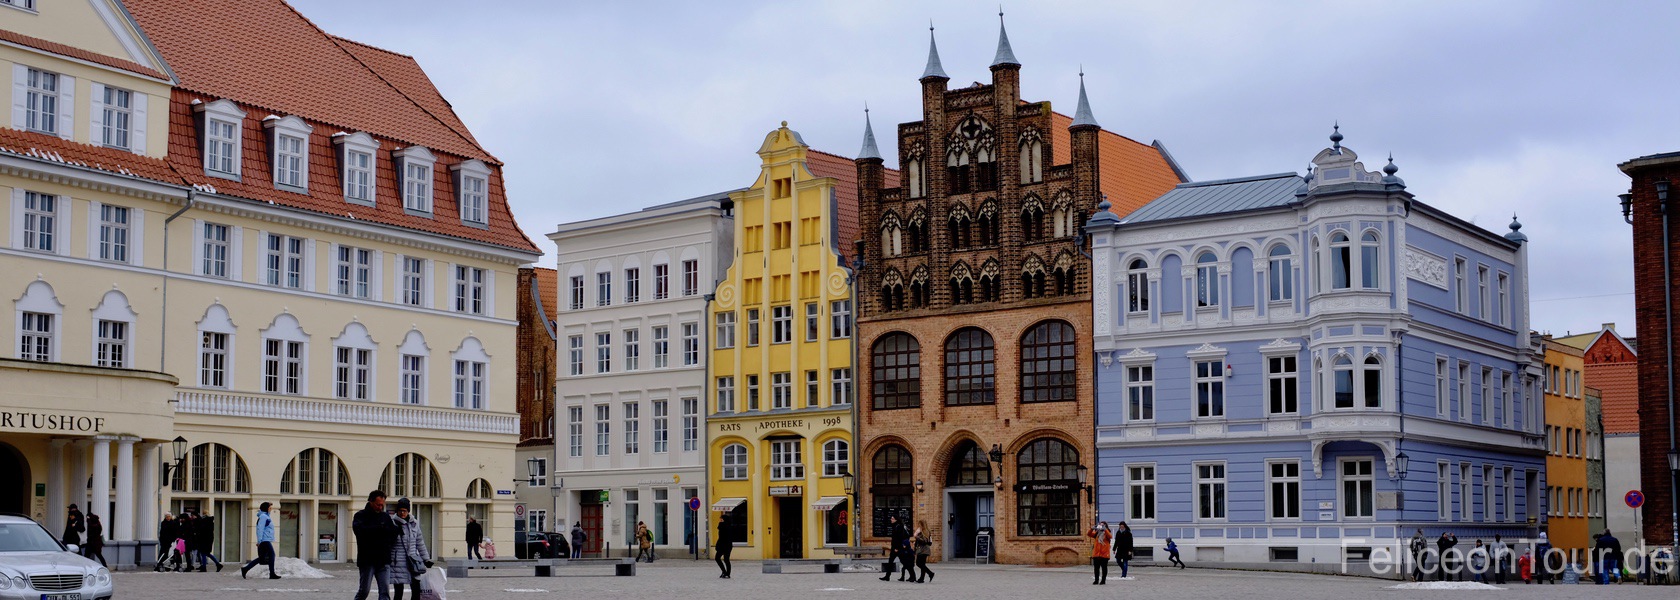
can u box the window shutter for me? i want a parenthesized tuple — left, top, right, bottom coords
(303, 239, 316, 291)
(88, 83, 105, 146)
(56, 193, 71, 255)
(10, 64, 26, 129)
(190, 218, 203, 273)
(253, 229, 266, 282)
(9, 187, 23, 250)
(87, 200, 102, 258)
(55, 74, 74, 140)
(423, 259, 434, 308)
(484, 269, 496, 317)
(130, 207, 145, 266)
(392, 253, 404, 302)
(372, 250, 384, 301)
(229, 226, 244, 280)
(131, 93, 148, 155)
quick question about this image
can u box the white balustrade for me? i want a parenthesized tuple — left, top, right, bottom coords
(174, 390, 517, 435)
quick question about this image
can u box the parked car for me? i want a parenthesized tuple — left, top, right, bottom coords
(0, 513, 113, 600)
(523, 531, 570, 559)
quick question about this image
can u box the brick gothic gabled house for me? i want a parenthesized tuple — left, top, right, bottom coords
(852, 21, 1184, 564)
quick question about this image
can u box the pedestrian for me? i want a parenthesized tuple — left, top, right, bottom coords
(1111, 522, 1134, 579)
(1468, 539, 1488, 582)
(1533, 532, 1554, 584)
(62, 504, 84, 549)
(913, 521, 934, 583)
(1087, 521, 1112, 585)
(388, 498, 432, 600)
(1491, 534, 1509, 584)
(635, 521, 654, 563)
(83, 514, 106, 567)
(195, 511, 223, 571)
(1164, 537, 1185, 569)
(352, 490, 400, 600)
(714, 516, 733, 579)
(179, 513, 196, 569)
(466, 516, 484, 560)
(570, 522, 587, 559)
(169, 514, 190, 572)
(1518, 548, 1533, 584)
(240, 502, 279, 579)
(154, 513, 176, 572)
(1595, 529, 1622, 584)
(1409, 529, 1428, 582)
(881, 515, 913, 582)
(1437, 532, 1460, 581)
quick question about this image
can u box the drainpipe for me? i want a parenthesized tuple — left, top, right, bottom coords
(848, 239, 865, 549)
(159, 191, 197, 371)
(1661, 181, 1680, 551)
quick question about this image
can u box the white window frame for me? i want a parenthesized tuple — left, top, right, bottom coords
(822, 439, 849, 477)
(1480, 464, 1493, 522)
(596, 271, 612, 307)
(396, 146, 436, 214)
(1457, 361, 1471, 423)
(771, 371, 792, 410)
(335, 245, 374, 298)
(1339, 458, 1375, 520)
(1453, 257, 1467, 313)
(451, 337, 490, 410)
(721, 443, 748, 480)
(595, 332, 611, 373)
(771, 305, 792, 344)
(1476, 265, 1489, 321)
(453, 265, 487, 315)
(770, 439, 804, 480)
(266, 116, 310, 191)
(568, 406, 584, 457)
(653, 263, 670, 300)
(681, 322, 699, 366)
(1435, 357, 1449, 417)
(681, 259, 699, 296)
(831, 368, 852, 406)
(198, 222, 233, 278)
(1437, 462, 1452, 520)
(681, 397, 699, 451)
(18, 311, 55, 362)
(1496, 272, 1510, 327)
(19, 190, 62, 254)
(652, 399, 669, 454)
(1126, 363, 1154, 422)
(96, 85, 134, 151)
(746, 308, 760, 346)
(96, 203, 131, 263)
(805, 370, 819, 407)
(452, 160, 491, 225)
(623, 401, 640, 454)
(715, 376, 735, 413)
(1266, 460, 1301, 521)
(265, 234, 306, 289)
(400, 354, 425, 405)
(805, 302, 820, 342)
(1127, 464, 1156, 521)
(196, 99, 245, 179)
(1195, 252, 1220, 307)
(334, 346, 373, 400)
(594, 404, 610, 456)
(1126, 260, 1150, 314)
(567, 335, 583, 375)
(569, 275, 585, 310)
(1267, 355, 1299, 415)
(335, 132, 377, 205)
(401, 256, 427, 307)
(1267, 245, 1294, 302)
(262, 338, 305, 395)
(199, 330, 230, 388)
(1194, 461, 1227, 521)
(716, 311, 736, 349)
(831, 300, 852, 338)
(1459, 463, 1472, 522)
(652, 325, 668, 368)
(1193, 358, 1226, 418)
(624, 328, 640, 371)
(1501, 466, 1513, 522)
(20, 66, 68, 137)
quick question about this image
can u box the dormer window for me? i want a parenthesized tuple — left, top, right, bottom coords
(195, 99, 246, 180)
(264, 115, 311, 193)
(334, 132, 378, 205)
(395, 146, 436, 215)
(452, 159, 492, 227)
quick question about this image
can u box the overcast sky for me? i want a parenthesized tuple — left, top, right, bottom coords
(289, 0, 1678, 338)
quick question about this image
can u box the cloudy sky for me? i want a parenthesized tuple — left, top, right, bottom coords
(290, 0, 1678, 338)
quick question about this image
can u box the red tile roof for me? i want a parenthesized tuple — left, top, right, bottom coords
(1588, 362, 1640, 434)
(806, 149, 900, 250)
(1049, 112, 1186, 217)
(0, 28, 169, 81)
(0, 126, 180, 184)
(327, 35, 485, 155)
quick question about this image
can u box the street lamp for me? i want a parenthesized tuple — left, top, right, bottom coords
(988, 444, 1005, 490)
(517, 456, 538, 486)
(160, 436, 188, 482)
(842, 470, 855, 494)
(1395, 451, 1410, 481)
(1076, 464, 1093, 504)
(1669, 449, 1678, 473)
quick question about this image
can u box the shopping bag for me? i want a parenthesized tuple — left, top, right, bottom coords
(483, 540, 496, 559)
(418, 568, 447, 600)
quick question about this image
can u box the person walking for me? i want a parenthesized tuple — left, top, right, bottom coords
(1111, 522, 1134, 579)
(1087, 521, 1113, 585)
(714, 516, 733, 579)
(635, 521, 654, 563)
(1409, 529, 1428, 582)
(154, 513, 176, 572)
(880, 515, 911, 582)
(570, 522, 587, 559)
(1164, 537, 1185, 569)
(168, 514, 190, 572)
(1533, 532, 1554, 584)
(913, 521, 934, 583)
(1595, 529, 1623, 584)
(62, 504, 84, 549)
(241, 503, 279, 579)
(83, 514, 106, 567)
(1437, 532, 1460, 581)
(1490, 534, 1510, 584)
(388, 499, 432, 600)
(1468, 539, 1488, 582)
(465, 516, 484, 560)
(352, 490, 400, 600)
(194, 512, 223, 572)
(179, 513, 197, 569)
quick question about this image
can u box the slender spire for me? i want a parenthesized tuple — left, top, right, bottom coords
(921, 21, 949, 80)
(858, 104, 881, 160)
(1071, 69, 1099, 128)
(992, 7, 1019, 67)
(1505, 213, 1527, 244)
(1330, 121, 1343, 153)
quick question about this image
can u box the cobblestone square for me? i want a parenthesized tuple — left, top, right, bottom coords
(109, 560, 1680, 600)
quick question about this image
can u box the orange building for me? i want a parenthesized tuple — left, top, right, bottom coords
(1542, 340, 1589, 554)
(1554, 324, 1641, 543)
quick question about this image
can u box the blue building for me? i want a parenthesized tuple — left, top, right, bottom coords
(1087, 129, 1547, 571)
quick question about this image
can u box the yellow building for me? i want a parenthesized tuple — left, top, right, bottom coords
(1542, 339, 1589, 556)
(707, 124, 858, 559)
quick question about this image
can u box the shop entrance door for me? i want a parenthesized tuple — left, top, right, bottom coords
(0, 442, 27, 515)
(776, 497, 803, 558)
(580, 504, 603, 556)
(946, 490, 994, 559)
(278, 502, 301, 558)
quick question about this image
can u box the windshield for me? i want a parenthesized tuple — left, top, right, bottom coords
(0, 523, 67, 553)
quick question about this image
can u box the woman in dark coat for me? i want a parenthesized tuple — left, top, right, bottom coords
(83, 514, 107, 566)
(62, 504, 84, 548)
(1111, 521, 1135, 579)
(714, 516, 734, 579)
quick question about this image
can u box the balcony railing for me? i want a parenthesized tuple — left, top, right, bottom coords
(174, 390, 517, 435)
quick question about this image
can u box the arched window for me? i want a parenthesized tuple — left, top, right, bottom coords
(978, 206, 1000, 246)
(1021, 205, 1044, 242)
(946, 441, 990, 486)
(1360, 231, 1381, 289)
(909, 268, 930, 308)
(975, 142, 998, 193)
(1127, 259, 1150, 313)
(943, 328, 996, 406)
(822, 439, 849, 477)
(1016, 438, 1079, 536)
(907, 211, 929, 253)
(870, 445, 913, 536)
(979, 260, 1001, 302)
(906, 158, 924, 198)
(949, 276, 974, 305)
(1310, 236, 1322, 293)
(1333, 355, 1355, 409)
(948, 148, 972, 195)
(1362, 355, 1383, 408)
(1052, 254, 1076, 296)
(1022, 256, 1047, 299)
(279, 448, 350, 496)
(881, 217, 902, 257)
(949, 214, 972, 249)
(1267, 245, 1293, 302)
(1330, 233, 1351, 290)
(880, 270, 904, 312)
(1196, 252, 1219, 307)
(379, 452, 441, 499)
(1019, 136, 1043, 184)
(721, 443, 749, 480)
(871, 333, 921, 410)
(171, 443, 250, 494)
(1021, 320, 1076, 403)
(466, 478, 494, 500)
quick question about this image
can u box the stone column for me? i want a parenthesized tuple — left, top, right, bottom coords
(69, 440, 88, 515)
(115, 437, 136, 541)
(46, 439, 66, 530)
(91, 437, 112, 525)
(136, 443, 158, 540)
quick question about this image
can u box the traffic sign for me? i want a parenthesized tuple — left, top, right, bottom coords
(1626, 490, 1645, 509)
(688, 497, 702, 511)
(515, 503, 526, 517)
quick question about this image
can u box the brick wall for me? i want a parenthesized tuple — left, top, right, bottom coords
(517, 267, 558, 445)
(1621, 156, 1680, 546)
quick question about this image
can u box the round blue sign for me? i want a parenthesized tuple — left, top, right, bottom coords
(1626, 490, 1645, 509)
(688, 497, 703, 511)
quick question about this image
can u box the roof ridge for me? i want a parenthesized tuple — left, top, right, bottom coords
(327, 34, 413, 59)
(1177, 172, 1300, 188)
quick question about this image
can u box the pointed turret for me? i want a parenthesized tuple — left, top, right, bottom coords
(991, 10, 1019, 67)
(1505, 214, 1528, 244)
(921, 23, 949, 80)
(1071, 70, 1099, 129)
(858, 106, 881, 160)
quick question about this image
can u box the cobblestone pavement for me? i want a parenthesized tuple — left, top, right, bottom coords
(110, 560, 1679, 599)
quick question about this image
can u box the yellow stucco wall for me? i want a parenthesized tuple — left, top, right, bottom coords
(0, 0, 164, 68)
(706, 124, 856, 559)
(1, 46, 173, 159)
(1543, 343, 1589, 555)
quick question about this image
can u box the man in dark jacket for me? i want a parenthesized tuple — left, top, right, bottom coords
(352, 490, 399, 600)
(154, 513, 176, 572)
(1595, 530, 1623, 584)
(62, 504, 84, 548)
(465, 517, 484, 560)
(1111, 522, 1135, 579)
(195, 512, 223, 571)
(1533, 532, 1555, 584)
(879, 516, 912, 582)
(714, 516, 733, 579)
(1436, 532, 1460, 581)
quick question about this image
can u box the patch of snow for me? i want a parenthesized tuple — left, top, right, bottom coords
(231, 557, 332, 579)
(1387, 581, 1505, 590)
(503, 590, 549, 593)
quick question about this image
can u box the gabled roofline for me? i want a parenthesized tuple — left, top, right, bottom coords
(107, 0, 179, 83)
(1152, 140, 1191, 183)
(1585, 326, 1638, 358)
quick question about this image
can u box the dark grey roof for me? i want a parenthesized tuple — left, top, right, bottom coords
(858, 110, 881, 160)
(921, 27, 948, 80)
(1071, 75, 1098, 128)
(1118, 172, 1303, 225)
(640, 189, 740, 211)
(991, 17, 1019, 67)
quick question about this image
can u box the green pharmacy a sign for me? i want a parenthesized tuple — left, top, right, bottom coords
(598, 490, 610, 503)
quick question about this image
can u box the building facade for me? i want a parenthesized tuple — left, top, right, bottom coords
(2, 0, 539, 566)
(852, 24, 1183, 564)
(1554, 324, 1643, 543)
(513, 266, 558, 552)
(1090, 132, 1547, 569)
(707, 124, 863, 560)
(1542, 340, 1589, 554)
(1588, 386, 1608, 539)
(547, 193, 732, 557)
(1618, 152, 1680, 549)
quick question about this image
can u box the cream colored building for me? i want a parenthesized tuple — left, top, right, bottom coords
(1, 0, 539, 567)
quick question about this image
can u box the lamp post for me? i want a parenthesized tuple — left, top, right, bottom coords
(1076, 464, 1093, 504)
(1396, 451, 1410, 480)
(156, 436, 188, 526)
(842, 470, 856, 548)
(847, 240, 866, 548)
